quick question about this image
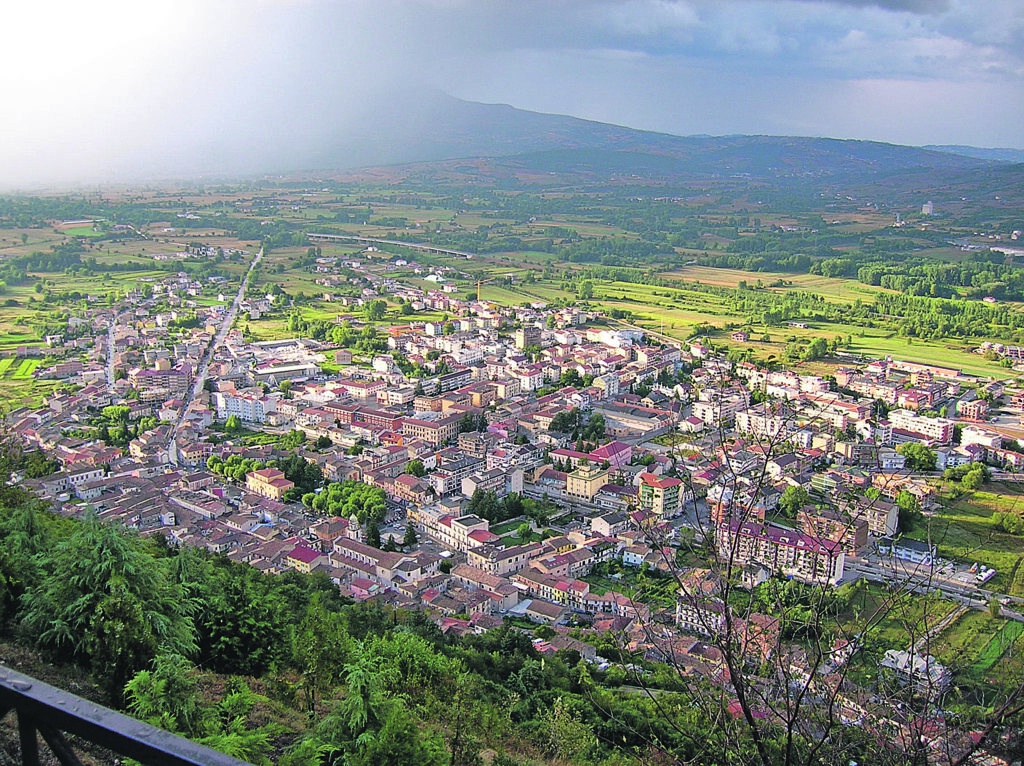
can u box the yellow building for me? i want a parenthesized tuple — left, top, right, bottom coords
(566, 461, 609, 502)
(246, 467, 294, 501)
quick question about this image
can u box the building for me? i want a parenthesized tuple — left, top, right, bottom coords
(880, 649, 950, 697)
(877, 537, 936, 566)
(718, 520, 845, 586)
(638, 472, 686, 519)
(888, 410, 954, 444)
(565, 462, 610, 503)
(956, 398, 989, 422)
(515, 326, 542, 350)
(402, 414, 461, 447)
(246, 468, 294, 501)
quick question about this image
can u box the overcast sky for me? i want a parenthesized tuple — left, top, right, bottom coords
(2, 0, 1022, 186)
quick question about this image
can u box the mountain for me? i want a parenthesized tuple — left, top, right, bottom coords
(292, 92, 1006, 189)
(924, 145, 1024, 164)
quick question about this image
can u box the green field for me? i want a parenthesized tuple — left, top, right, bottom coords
(10, 359, 40, 379)
(663, 265, 895, 303)
(907, 487, 1024, 594)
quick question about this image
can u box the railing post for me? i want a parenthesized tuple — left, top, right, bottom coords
(18, 712, 41, 766)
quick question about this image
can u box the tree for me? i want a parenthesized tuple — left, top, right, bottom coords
(225, 414, 241, 433)
(896, 442, 937, 471)
(962, 468, 985, 490)
(402, 524, 417, 548)
(896, 490, 923, 532)
(406, 459, 426, 478)
(294, 593, 353, 713)
(989, 597, 1002, 620)
(366, 522, 382, 549)
(364, 299, 387, 322)
(22, 515, 197, 704)
(517, 523, 532, 542)
(779, 485, 809, 518)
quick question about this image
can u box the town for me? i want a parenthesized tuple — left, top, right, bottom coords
(7, 233, 1024, 761)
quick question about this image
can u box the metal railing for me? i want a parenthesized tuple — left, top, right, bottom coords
(0, 665, 252, 766)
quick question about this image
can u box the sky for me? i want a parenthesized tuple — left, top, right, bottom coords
(1, 0, 1022, 186)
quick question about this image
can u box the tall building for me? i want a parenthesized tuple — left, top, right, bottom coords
(515, 326, 541, 349)
(638, 472, 685, 519)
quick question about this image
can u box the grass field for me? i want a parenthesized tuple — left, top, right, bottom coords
(662, 266, 895, 303)
(907, 487, 1024, 594)
(839, 582, 958, 649)
(10, 359, 40, 379)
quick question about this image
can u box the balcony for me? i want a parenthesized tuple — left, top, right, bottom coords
(0, 665, 251, 765)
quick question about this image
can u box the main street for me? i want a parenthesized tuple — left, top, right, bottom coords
(169, 247, 263, 460)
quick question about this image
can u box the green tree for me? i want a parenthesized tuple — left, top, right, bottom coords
(406, 459, 426, 478)
(366, 522, 382, 549)
(225, 414, 241, 433)
(22, 515, 197, 704)
(402, 524, 417, 548)
(294, 593, 353, 713)
(896, 442, 937, 471)
(364, 299, 387, 322)
(779, 485, 810, 518)
(197, 564, 288, 677)
(962, 468, 985, 490)
(309, 655, 446, 766)
(896, 491, 923, 533)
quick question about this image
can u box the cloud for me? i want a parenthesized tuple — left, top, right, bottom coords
(0, 0, 1021, 186)
(806, 0, 949, 12)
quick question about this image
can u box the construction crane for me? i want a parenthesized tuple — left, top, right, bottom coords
(476, 278, 494, 301)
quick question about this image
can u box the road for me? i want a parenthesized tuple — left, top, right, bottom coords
(168, 247, 263, 460)
(106, 314, 118, 391)
(844, 557, 1024, 623)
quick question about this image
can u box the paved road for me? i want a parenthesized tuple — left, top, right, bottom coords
(844, 557, 1024, 622)
(169, 247, 263, 460)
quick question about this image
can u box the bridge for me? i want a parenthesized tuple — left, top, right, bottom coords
(306, 232, 478, 259)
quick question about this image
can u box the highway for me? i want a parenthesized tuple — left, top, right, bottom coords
(168, 246, 263, 461)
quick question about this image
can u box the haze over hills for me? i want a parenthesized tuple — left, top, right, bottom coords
(276, 92, 1024, 199)
(924, 145, 1024, 164)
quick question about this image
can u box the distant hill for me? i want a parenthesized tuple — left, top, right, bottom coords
(282, 91, 1015, 192)
(924, 145, 1024, 164)
(311, 93, 993, 183)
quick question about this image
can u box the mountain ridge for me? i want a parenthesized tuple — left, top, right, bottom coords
(294, 93, 1004, 186)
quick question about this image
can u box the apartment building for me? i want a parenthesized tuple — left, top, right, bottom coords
(638, 472, 687, 519)
(718, 520, 845, 586)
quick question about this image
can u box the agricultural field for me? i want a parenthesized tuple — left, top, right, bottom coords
(663, 265, 895, 303)
(929, 609, 1024, 683)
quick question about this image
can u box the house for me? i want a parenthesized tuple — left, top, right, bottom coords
(525, 599, 569, 624)
(879, 649, 951, 697)
(876, 537, 936, 566)
(245, 468, 294, 501)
